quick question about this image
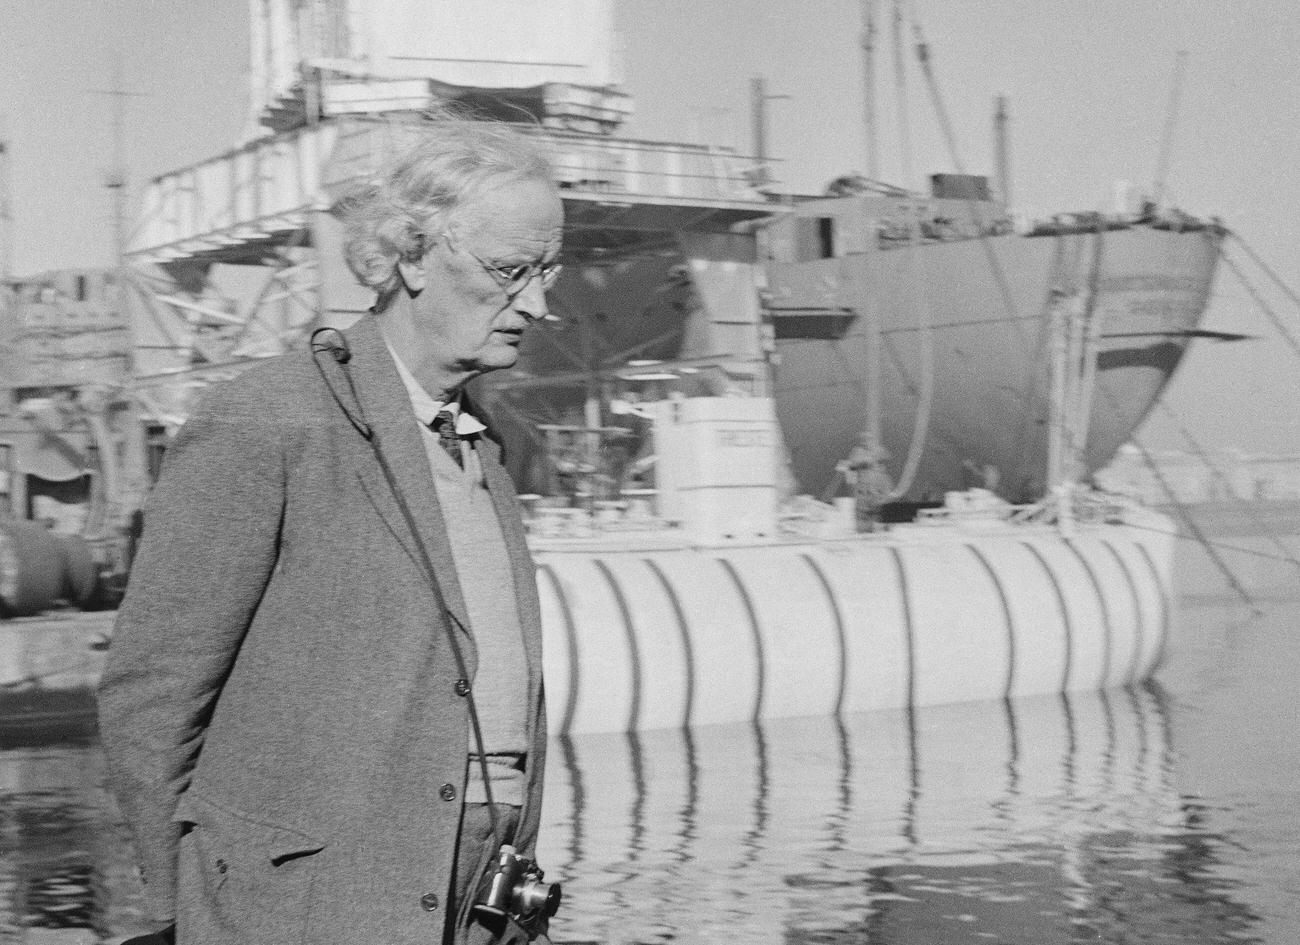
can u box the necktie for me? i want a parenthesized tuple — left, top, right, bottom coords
(431, 409, 463, 469)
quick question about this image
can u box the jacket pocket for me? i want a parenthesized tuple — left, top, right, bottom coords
(173, 792, 326, 945)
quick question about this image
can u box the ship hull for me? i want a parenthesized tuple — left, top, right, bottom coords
(494, 214, 1222, 503)
(768, 224, 1223, 500)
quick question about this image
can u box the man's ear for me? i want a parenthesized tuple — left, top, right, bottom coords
(396, 256, 428, 294)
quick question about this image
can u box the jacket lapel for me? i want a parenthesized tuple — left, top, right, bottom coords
(340, 316, 475, 652)
(333, 321, 546, 831)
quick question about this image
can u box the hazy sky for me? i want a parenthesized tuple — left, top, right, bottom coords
(1, 0, 1297, 452)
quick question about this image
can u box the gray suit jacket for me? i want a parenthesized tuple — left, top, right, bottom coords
(98, 316, 548, 944)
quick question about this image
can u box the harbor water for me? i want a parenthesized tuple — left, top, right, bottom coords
(0, 521, 1297, 944)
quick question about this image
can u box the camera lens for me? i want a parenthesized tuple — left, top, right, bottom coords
(517, 880, 562, 917)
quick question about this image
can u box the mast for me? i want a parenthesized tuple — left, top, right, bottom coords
(0, 114, 12, 283)
(889, 0, 913, 191)
(104, 59, 129, 272)
(92, 59, 148, 536)
(1151, 50, 1188, 210)
(749, 76, 789, 188)
(90, 56, 146, 269)
(860, 0, 885, 454)
(860, 0, 880, 180)
(993, 94, 1011, 207)
(750, 77, 771, 187)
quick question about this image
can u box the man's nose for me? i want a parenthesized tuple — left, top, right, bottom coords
(512, 274, 555, 323)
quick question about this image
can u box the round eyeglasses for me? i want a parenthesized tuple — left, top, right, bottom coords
(443, 231, 563, 297)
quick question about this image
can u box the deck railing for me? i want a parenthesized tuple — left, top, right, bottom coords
(129, 118, 771, 257)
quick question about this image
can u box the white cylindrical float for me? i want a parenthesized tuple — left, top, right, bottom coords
(533, 513, 1174, 737)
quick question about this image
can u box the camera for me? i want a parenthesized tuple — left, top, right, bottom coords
(473, 844, 562, 936)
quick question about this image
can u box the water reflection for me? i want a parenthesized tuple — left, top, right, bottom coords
(0, 685, 1265, 943)
(537, 686, 1263, 945)
(0, 742, 116, 942)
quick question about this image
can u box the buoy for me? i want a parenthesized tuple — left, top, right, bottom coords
(0, 520, 99, 617)
(533, 515, 1174, 736)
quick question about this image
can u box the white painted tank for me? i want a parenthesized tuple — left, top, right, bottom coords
(532, 510, 1175, 736)
(652, 396, 780, 542)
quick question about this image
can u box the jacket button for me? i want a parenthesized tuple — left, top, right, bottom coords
(454, 679, 471, 697)
(420, 892, 439, 912)
(439, 782, 457, 802)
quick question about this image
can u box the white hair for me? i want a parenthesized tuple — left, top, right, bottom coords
(336, 116, 554, 297)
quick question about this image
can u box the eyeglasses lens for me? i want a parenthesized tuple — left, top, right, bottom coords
(505, 264, 563, 295)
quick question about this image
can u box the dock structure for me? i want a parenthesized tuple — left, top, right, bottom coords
(0, 2, 1192, 731)
(123, 0, 778, 426)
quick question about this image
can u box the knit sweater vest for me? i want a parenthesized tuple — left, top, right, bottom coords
(420, 429, 529, 806)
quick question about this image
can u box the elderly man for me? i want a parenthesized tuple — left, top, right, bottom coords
(99, 118, 562, 945)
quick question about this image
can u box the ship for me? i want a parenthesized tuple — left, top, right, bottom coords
(107, 0, 1223, 509)
(0, 0, 1207, 732)
(493, 189, 1222, 505)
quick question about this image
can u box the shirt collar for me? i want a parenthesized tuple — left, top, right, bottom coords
(384, 340, 488, 436)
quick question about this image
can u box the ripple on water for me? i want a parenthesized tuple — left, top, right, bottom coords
(0, 595, 1291, 943)
(538, 680, 1270, 945)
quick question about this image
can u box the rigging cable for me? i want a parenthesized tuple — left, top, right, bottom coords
(1218, 251, 1300, 361)
(885, 0, 935, 499)
(1083, 326, 1260, 610)
(861, 0, 881, 180)
(1155, 398, 1300, 575)
(1127, 434, 1259, 613)
(1071, 228, 1107, 473)
(1119, 519, 1300, 570)
(904, 6, 1051, 498)
(1151, 51, 1189, 210)
(891, 0, 912, 188)
(909, 16, 1025, 344)
(1228, 232, 1300, 325)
